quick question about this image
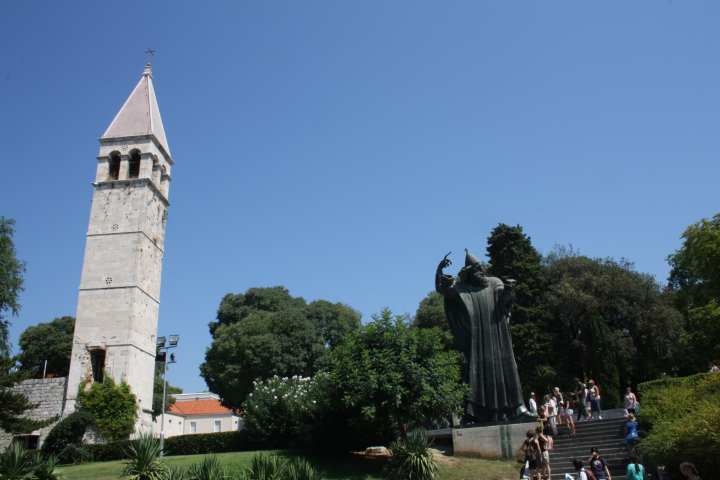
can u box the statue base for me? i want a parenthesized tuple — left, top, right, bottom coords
(452, 420, 538, 459)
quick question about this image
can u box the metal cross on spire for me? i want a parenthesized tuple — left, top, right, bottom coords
(145, 48, 156, 63)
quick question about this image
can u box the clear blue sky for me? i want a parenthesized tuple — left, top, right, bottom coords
(1, 1, 718, 393)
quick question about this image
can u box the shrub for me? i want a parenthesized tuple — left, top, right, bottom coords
(638, 372, 720, 476)
(186, 456, 225, 480)
(84, 440, 132, 462)
(123, 434, 168, 480)
(77, 377, 138, 442)
(243, 375, 322, 447)
(41, 411, 94, 457)
(385, 430, 438, 480)
(163, 430, 261, 456)
(56, 444, 93, 465)
(0, 442, 36, 480)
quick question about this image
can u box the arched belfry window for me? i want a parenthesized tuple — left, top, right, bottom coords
(108, 152, 121, 180)
(128, 150, 141, 179)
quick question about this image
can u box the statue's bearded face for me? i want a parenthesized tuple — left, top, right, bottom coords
(461, 265, 487, 286)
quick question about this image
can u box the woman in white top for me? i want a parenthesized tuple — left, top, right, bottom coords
(624, 386, 639, 415)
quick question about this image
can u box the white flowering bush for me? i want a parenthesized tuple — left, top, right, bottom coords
(242, 374, 322, 446)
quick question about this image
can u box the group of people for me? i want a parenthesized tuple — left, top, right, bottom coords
(520, 380, 643, 480)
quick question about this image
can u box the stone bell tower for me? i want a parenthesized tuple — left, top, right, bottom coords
(65, 63, 173, 431)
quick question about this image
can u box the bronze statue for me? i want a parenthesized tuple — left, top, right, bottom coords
(436, 249, 532, 423)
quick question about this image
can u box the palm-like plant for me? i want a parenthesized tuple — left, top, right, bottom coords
(122, 434, 168, 480)
(0, 442, 36, 480)
(31, 453, 60, 480)
(281, 458, 320, 480)
(385, 429, 439, 480)
(242, 454, 283, 480)
(186, 456, 225, 480)
(164, 466, 187, 480)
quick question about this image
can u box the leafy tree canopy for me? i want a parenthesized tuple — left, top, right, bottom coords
(540, 250, 683, 404)
(201, 287, 360, 409)
(0, 217, 51, 434)
(668, 213, 720, 308)
(0, 217, 25, 357)
(17, 316, 74, 378)
(413, 292, 447, 331)
(325, 309, 466, 442)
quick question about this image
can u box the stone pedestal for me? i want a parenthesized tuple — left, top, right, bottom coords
(452, 421, 536, 459)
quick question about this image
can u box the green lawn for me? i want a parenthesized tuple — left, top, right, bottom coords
(56, 450, 518, 480)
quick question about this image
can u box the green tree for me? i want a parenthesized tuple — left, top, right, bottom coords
(202, 309, 324, 409)
(0, 218, 25, 357)
(16, 316, 74, 378)
(540, 251, 683, 405)
(668, 213, 720, 372)
(485, 224, 552, 395)
(413, 292, 447, 331)
(0, 217, 52, 434)
(325, 309, 466, 443)
(151, 362, 182, 419)
(77, 376, 138, 442)
(668, 213, 720, 308)
(201, 287, 359, 409)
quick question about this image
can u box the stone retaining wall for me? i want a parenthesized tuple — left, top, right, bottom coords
(0, 377, 67, 450)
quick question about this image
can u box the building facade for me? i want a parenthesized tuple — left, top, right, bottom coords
(153, 393, 243, 438)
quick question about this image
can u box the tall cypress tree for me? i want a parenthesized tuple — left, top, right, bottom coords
(486, 224, 553, 395)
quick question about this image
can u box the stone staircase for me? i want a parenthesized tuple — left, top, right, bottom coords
(549, 415, 629, 480)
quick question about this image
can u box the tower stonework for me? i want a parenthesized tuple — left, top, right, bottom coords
(65, 64, 173, 432)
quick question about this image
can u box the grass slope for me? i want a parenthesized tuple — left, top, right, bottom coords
(56, 450, 518, 480)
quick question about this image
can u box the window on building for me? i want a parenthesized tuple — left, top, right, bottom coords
(90, 349, 105, 383)
(190, 422, 197, 434)
(213, 420, 221, 433)
(128, 150, 141, 179)
(108, 152, 121, 180)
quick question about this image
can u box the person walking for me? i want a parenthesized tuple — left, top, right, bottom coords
(589, 447, 612, 480)
(536, 424, 552, 480)
(553, 387, 564, 427)
(528, 392, 538, 416)
(588, 380, 602, 420)
(562, 399, 576, 437)
(624, 386, 639, 415)
(626, 456, 645, 480)
(545, 394, 558, 436)
(521, 429, 541, 480)
(624, 413, 640, 448)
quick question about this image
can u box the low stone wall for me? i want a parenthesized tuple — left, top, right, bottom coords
(0, 377, 67, 450)
(452, 421, 536, 459)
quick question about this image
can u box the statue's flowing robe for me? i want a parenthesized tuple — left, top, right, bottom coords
(441, 276, 524, 419)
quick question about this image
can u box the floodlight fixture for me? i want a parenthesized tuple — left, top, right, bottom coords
(168, 335, 180, 347)
(156, 336, 167, 348)
(169, 353, 176, 364)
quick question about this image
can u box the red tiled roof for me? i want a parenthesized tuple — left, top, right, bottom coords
(168, 399, 234, 416)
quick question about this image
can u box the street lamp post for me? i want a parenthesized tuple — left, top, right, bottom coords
(156, 334, 179, 456)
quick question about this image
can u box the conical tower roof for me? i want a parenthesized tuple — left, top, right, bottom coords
(101, 64, 171, 157)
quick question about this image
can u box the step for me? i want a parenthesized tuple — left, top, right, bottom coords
(551, 440, 625, 453)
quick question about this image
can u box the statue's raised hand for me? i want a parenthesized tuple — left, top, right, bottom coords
(438, 252, 452, 270)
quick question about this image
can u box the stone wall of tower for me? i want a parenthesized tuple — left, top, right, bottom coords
(65, 142, 170, 428)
